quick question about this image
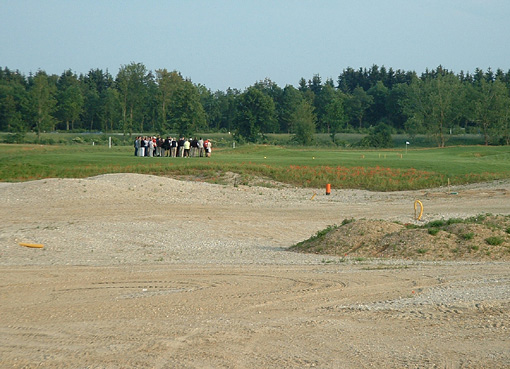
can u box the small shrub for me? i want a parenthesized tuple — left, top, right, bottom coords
(341, 218, 355, 226)
(4, 132, 26, 143)
(404, 223, 420, 229)
(467, 214, 489, 224)
(485, 221, 502, 231)
(461, 232, 475, 240)
(290, 224, 338, 251)
(446, 218, 464, 226)
(485, 236, 504, 246)
(356, 123, 394, 148)
(314, 225, 337, 239)
(428, 228, 440, 236)
(321, 259, 336, 264)
(417, 248, 427, 254)
(426, 220, 446, 228)
(40, 138, 56, 145)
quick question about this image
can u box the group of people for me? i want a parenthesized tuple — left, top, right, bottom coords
(134, 136, 212, 158)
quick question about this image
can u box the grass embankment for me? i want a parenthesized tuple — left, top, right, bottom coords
(1, 144, 509, 191)
(290, 215, 510, 261)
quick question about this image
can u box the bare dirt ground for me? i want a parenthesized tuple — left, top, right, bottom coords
(1, 174, 509, 368)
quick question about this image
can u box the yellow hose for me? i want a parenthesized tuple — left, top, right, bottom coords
(19, 242, 44, 249)
(414, 200, 424, 221)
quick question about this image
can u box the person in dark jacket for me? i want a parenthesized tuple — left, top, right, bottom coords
(171, 137, 177, 157)
(177, 137, 185, 157)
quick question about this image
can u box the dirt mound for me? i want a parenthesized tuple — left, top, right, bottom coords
(291, 215, 510, 261)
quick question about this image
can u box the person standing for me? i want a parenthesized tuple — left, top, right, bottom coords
(148, 137, 154, 157)
(183, 138, 191, 157)
(134, 137, 139, 156)
(162, 137, 170, 157)
(203, 139, 209, 157)
(171, 137, 177, 157)
(145, 137, 151, 156)
(156, 136, 163, 157)
(204, 139, 212, 157)
(198, 137, 204, 157)
(139, 137, 146, 157)
(207, 139, 212, 157)
(177, 137, 185, 157)
(191, 138, 198, 157)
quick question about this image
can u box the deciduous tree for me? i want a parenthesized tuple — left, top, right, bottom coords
(292, 99, 316, 145)
(26, 71, 57, 139)
(280, 85, 303, 134)
(57, 71, 84, 131)
(0, 76, 27, 134)
(156, 69, 183, 133)
(403, 72, 463, 147)
(116, 62, 151, 135)
(324, 91, 346, 144)
(236, 87, 276, 142)
(168, 80, 206, 137)
(346, 86, 373, 130)
(470, 78, 509, 145)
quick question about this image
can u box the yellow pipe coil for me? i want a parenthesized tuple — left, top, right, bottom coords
(414, 200, 424, 221)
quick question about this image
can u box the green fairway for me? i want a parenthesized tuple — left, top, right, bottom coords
(1, 144, 509, 191)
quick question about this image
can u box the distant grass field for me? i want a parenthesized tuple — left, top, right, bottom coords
(1, 143, 509, 191)
(1, 131, 486, 148)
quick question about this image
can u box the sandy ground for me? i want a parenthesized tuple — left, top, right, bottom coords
(1, 174, 509, 368)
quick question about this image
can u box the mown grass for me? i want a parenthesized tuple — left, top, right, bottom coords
(1, 144, 509, 191)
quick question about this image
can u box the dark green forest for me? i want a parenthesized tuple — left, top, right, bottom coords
(1, 63, 509, 147)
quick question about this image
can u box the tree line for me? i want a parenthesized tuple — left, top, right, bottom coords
(1, 63, 509, 147)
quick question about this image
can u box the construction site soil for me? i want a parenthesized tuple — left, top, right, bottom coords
(1, 174, 509, 368)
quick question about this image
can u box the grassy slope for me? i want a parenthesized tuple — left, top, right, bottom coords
(1, 144, 509, 190)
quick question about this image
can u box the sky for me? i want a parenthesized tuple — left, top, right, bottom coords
(1, 0, 509, 91)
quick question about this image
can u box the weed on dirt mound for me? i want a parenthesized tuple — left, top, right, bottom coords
(290, 214, 510, 261)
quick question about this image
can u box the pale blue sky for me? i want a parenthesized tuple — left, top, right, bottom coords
(1, 0, 509, 91)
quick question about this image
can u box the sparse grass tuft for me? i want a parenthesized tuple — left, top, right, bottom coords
(446, 218, 464, 226)
(485, 236, 504, 246)
(428, 228, 440, 236)
(341, 218, 355, 226)
(290, 224, 338, 251)
(426, 220, 446, 228)
(461, 232, 475, 240)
